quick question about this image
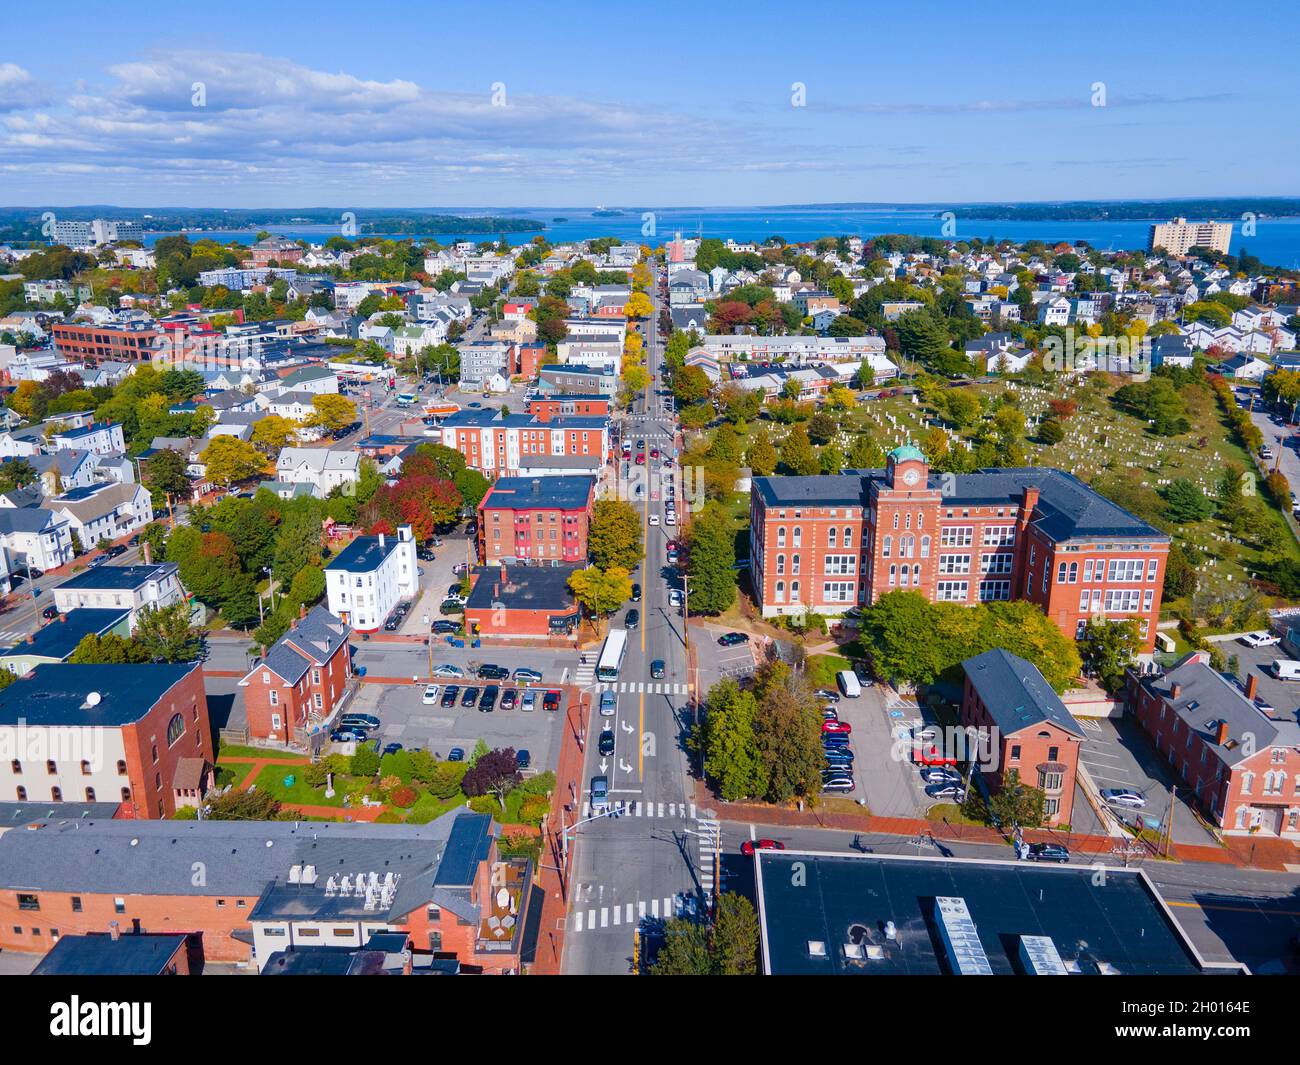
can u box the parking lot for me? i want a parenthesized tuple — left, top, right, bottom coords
(343, 674, 566, 768)
(1225, 635, 1300, 717)
(1076, 714, 1219, 847)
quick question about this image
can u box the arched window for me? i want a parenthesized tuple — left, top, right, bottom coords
(892, 513, 899, 530)
(843, 527, 853, 548)
(15, 786, 26, 801)
(828, 527, 838, 548)
(117, 760, 127, 775)
(791, 554, 801, 575)
(905, 513, 912, 530)
(790, 581, 801, 602)
(775, 581, 785, 603)
(921, 535, 931, 558)
(51, 786, 62, 801)
(166, 713, 185, 747)
(882, 535, 892, 558)
(85, 787, 96, 802)
(776, 554, 785, 575)
(792, 527, 802, 547)
(121, 787, 131, 802)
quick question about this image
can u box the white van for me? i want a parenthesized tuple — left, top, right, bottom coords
(1271, 659, 1300, 681)
(836, 670, 862, 698)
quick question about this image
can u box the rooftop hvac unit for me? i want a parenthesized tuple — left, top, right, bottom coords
(934, 896, 994, 976)
(1018, 934, 1068, 975)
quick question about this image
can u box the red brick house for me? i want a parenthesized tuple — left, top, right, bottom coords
(0, 812, 529, 973)
(0, 662, 211, 820)
(749, 447, 1169, 651)
(239, 607, 353, 746)
(961, 648, 1085, 825)
(526, 394, 612, 420)
(477, 475, 595, 564)
(464, 564, 580, 641)
(1127, 652, 1300, 838)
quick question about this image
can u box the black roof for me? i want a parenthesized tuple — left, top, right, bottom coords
(0, 662, 199, 727)
(32, 933, 188, 975)
(465, 564, 578, 613)
(755, 851, 1234, 976)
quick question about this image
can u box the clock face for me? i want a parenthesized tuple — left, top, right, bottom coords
(902, 467, 920, 486)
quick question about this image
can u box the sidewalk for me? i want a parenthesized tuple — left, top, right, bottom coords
(691, 780, 1300, 872)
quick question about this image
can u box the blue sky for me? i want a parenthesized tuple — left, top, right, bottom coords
(1, 0, 1293, 208)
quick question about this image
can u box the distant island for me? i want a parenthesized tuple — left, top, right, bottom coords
(592, 209, 624, 217)
(942, 198, 1300, 222)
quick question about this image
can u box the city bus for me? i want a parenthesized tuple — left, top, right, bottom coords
(396, 392, 417, 407)
(596, 627, 628, 683)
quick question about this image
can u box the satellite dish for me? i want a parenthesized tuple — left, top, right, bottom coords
(86, 692, 102, 706)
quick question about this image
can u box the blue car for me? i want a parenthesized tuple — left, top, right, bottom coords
(448, 747, 465, 762)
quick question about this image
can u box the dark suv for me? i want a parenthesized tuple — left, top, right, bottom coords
(480, 684, 499, 712)
(477, 664, 510, 680)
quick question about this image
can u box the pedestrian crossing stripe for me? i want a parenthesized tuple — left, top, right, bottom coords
(0, 631, 28, 644)
(599, 681, 689, 695)
(580, 801, 697, 819)
(572, 898, 685, 932)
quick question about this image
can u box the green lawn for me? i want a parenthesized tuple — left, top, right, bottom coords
(215, 762, 254, 788)
(251, 764, 350, 807)
(806, 653, 853, 689)
(216, 743, 307, 762)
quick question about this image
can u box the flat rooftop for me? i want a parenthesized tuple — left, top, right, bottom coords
(754, 850, 1242, 976)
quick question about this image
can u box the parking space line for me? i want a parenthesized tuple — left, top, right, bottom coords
(600, 908, 608, 928)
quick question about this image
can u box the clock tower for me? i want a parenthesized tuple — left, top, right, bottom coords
(886, 442, 929, 490)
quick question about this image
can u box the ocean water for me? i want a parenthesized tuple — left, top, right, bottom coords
(144, 205, 1300, 268)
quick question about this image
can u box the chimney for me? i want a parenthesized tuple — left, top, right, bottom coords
(300, 603, 307, 620)
(1245, 673, 1259, 702)
(378, 532, 386, 549)
(1020, 486, 1039, 520)
(142, 540, 152, 565)
(532, 478, 541, 496)
(1170, 682, 1181, 700)
(1216, 720, 1230, 746)
(109, 921, 120, 941)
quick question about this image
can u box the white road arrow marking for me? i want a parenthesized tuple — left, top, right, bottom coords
(621, 720, 635, 734)
(619, 758, 634, 774)
(600, 759, 608, 774)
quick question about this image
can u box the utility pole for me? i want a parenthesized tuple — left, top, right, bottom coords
(1162, 786, 1177, 858)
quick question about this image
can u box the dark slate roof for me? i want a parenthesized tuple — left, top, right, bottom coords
(0, 608, 131, 661)
(0, 810, 486, 908)
(1138, 653, 1300, 768)
(258, 606, 350, 685)
(0, 662, 199, 727)
(32, 933, 188, 975)
(55, 562, 178, 592)
(465, 564, 578, 613)
(433, 813, 493, 887)
(755, 851, 1229, 976)
(0, 801, 121, 828)
(325, 534, 400, 574)
(757, 466, 1165, 543)
(962, 648, 1084, 739)
(0, 507, 58, 534)
(480, 476, 594, 512)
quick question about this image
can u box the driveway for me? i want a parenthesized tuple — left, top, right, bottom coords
(1224, 637, 1298, 718)
(1076, 715, 1221, 847)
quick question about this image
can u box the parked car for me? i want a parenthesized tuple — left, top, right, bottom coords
(477, 664, 510, 680)
(516, 750, 531, 770)
(625, 608, 640, 630)
(514, 667, 543, 683)
(448, 747, 465, 762)
(924, 781, 966, 800)
(1240, 630, 1280, 648)
(599, 728, 615, 755)
(912, 744, 957, 766)
(821, 707, 839, 721)
(431, 620, 459, 634)
(460, 686, 480, 708)
(431, 663, 464, 679)
(822, 720, 852, 735)
(822, 732, 852, 748)
(740, 838, 785, 856)
(1026, 843, 1070, 864)
(383, 615, 401, 632)
(1100, 788, 1147, 809)
(520, 690, 538, 712)
(439, 600, 465, 615)
(383, 742, 403, 756)
(600, 690, 617, 716)
(717, 632, 749, 646)
(340, 714, 380, 729)
(479, 684, 499, 712)
(41, 605, 59, 621)
(631, 583, 642, 602)
(500, 688, 517, 710)
(814, 689, 841, 703)
(440, 685, 460, 708)
(106, 544, 128, 559)
(669, 589, 683, 609)
(422, 685, 440, 704)
(543, 691, 561, 712)
(822, 775, 856, 792)
(919, 765, 960, 784)
(651, 659, 666, 679)
(330, 728, 365, 743)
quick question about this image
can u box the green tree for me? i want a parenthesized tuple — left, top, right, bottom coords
(747, 429, 777, 476)
(778, 425, 819, 476)
(144, 448, 190, 501)
(350, 744, 381, 779)
(200, 436, 265, 487)
(68, 632, 151, 664)
(0, 458, 37, 492)
(753, 681, 825, 803)
(567, 566, 633, 633)
(1080, 617, 1141, 692)
(692, 678, 765, 801)
(1162, 479, 1214, 523)
(685, 503, 736, 615)
(134, 602, 203, 662)
(203, 788, 285, 820)
(589, 499, 644, 570)
(988, 769, 1046, 829)
(712, 893, 760, 975)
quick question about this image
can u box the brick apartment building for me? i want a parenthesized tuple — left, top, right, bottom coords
(961, 648, 1085, 825)
(436, 408, 609, 480)
(1127, 652, 1300, 837)
(526, 394, 612, 420)
(239, 607, 353, 746)
(0, 662, 211, 819)
(477, 475, 595, 564)
(749, 447, 1169, 651)
(0, 812, 530, 973)
(50, 321, 162, 363)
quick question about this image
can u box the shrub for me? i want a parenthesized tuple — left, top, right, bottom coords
(519, 794, 550, 826)
(389, 785, 418, 808)
(518, 770, 556, 796)
(378, 774, 403, 797)
(468, 795, 498, 814)
(375, 810, 404, 824)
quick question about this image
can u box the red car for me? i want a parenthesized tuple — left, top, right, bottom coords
(635, 453, 646, 465)
(912, 743, 956, 766)
(650, 448, 660, 459)
(740, 839, 785, 856)
(822, 720, 852, 735)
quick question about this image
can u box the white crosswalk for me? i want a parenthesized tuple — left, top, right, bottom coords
(0, 630, 28, 645)
(572, 896, 695, 932)
(573, 661, 595, 687)
(580, 800, 697, 819)
(696, 818, 722, 900)
(598, 681, 690, 695)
